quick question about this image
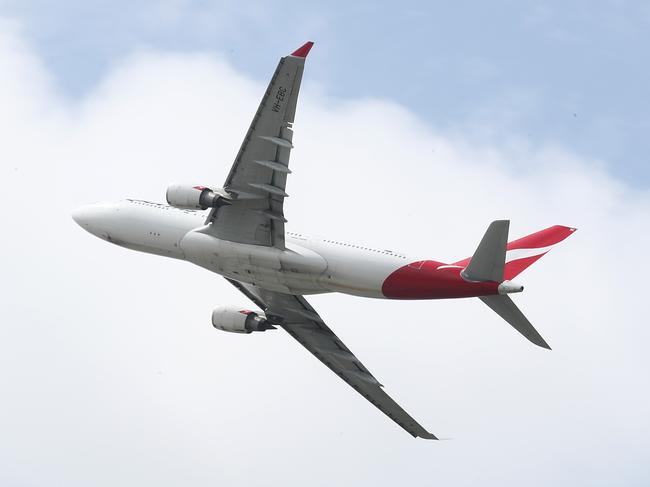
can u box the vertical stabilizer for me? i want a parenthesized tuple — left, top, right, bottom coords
(454, 225, 577, 279)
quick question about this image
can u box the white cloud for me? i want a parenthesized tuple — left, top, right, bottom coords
(1, 21, 648, 486)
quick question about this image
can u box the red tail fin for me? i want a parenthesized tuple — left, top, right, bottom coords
(455, 225, 576, 280)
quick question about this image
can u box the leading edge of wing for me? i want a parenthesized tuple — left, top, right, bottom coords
(225, 278, 437, 440)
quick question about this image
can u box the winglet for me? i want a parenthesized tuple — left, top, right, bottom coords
(290, 41, 314, 58)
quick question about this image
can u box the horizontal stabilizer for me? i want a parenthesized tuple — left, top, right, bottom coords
(462, 220, 510, 282)
(479, 295, 551, 349)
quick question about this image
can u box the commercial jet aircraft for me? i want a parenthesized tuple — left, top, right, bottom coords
(72, 41, 575, 439)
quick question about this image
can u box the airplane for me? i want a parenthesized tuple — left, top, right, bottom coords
(72, 41, 576, 440)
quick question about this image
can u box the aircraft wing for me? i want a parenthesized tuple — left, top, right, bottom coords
(226, 278, 437, 440)
(205, 42, 313, 249)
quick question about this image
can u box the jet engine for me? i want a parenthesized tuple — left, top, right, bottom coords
(166, 184, 231, 210)
(211, 305, 275, 334)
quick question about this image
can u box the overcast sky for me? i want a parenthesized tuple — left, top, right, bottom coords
(1, 2, 649, 486)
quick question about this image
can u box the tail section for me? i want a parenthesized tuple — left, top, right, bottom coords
(461, 220, 509, 282)
(480, 295, 551, 349)
(459, 221, 576, 349)
(455, 224, 576, 279)
(502, 225, 576, 279)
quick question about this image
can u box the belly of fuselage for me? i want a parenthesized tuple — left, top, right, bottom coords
(179, 230, 330, 294)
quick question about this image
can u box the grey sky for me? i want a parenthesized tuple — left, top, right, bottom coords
(0, 3, 649, 486)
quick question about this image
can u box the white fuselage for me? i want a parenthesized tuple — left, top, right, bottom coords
(72, 199, 411, 298)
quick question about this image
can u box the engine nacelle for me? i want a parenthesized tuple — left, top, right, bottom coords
(166, 184, 231, 210)
(211, 305, 275, 334)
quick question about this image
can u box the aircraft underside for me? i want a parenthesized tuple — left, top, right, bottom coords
(72, 41, 576, 440)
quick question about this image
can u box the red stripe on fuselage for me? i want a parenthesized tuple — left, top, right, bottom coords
(381, 260, 499, 299)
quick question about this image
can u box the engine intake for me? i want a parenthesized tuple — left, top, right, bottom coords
(166, 184, 231, 210)
(211, 305, 275, 334)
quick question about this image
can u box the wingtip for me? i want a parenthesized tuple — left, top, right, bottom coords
(420, 432, 439, 440)
(559, 225, 578, 234)
(290, 41, 314, 58)
(533, 335, 552, 350)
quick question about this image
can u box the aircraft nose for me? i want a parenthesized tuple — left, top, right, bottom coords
(71, 204, 93, 228)
(71, 202, 117, 239)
